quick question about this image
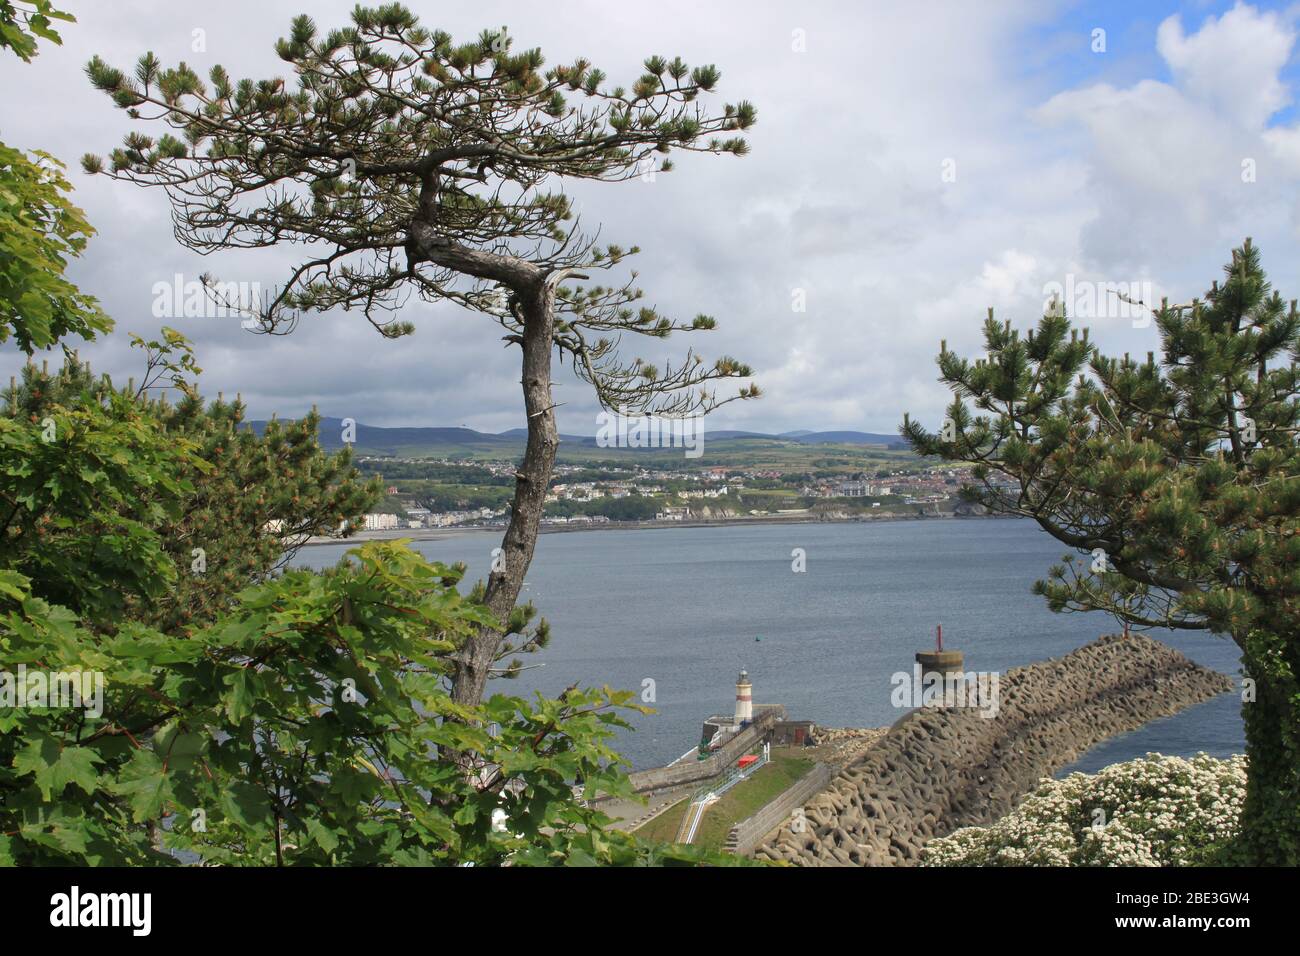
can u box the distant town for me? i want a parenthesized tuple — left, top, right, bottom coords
(349, 454, 1012, 532)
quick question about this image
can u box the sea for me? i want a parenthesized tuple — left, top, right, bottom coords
(294, 518, 1246, 774)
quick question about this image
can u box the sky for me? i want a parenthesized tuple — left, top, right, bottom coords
(3, 0, 1300, 437)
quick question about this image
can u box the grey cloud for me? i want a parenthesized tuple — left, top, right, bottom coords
(3, 1, 1297, 437)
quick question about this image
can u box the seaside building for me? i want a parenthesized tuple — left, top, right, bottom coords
(700, 670, 790, 744)
(655, 505, 691, 521)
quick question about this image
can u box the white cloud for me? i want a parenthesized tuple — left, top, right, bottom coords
(1156, 3, 1295, 131)
(3, 1, 1298, 437)
(1036, 4, 1300, 275)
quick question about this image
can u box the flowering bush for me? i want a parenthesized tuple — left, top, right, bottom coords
(923, 753, 1248, 867)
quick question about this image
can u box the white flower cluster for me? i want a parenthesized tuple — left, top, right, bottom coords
(922, 753, 1248, 867)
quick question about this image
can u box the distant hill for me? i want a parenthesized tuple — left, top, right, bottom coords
(695, 428, 901, 445)
(245, 418, 517, 455)
(497, 427, 593, 443)
(788, 430, 900, 445)
(701, 429, 778, 440)
(243, 416, 907, 458)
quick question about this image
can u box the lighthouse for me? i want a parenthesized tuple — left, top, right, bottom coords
(734, 669, 753, 727)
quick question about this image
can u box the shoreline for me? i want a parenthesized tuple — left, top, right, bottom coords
(299, 509, 1010, 547)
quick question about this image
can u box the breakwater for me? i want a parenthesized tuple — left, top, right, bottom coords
(755, 633, 1235, 866)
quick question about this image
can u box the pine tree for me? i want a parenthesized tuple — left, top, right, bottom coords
(81, 5, 759, 710)
(904, 239, 1300, 864)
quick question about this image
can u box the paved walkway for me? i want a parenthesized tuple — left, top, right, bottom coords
(591, 784, 695, 832)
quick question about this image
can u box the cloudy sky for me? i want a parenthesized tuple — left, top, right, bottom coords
(4, 0, 1300, 436)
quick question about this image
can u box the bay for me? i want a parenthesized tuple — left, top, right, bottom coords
(295, 519, 1246, 773)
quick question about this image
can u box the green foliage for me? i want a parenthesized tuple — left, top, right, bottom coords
(0, 361, 718, 863)
(2, 334, 381, 632)
(545, 494, 660, 521)
(0, 332, 726, 868)
(0, 0, 72, 62)
(0, 144, 112, 352)
(0, 543, 741, 866)
(0, 3, 109, 353)
(0, 362, 198, 624)
(904, 239, 1300, 863)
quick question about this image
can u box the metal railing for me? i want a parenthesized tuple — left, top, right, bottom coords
(674, 747, 770, 844)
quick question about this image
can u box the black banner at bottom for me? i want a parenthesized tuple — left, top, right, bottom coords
(0, 864, 1282, 943)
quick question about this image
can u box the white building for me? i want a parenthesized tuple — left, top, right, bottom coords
(363, 513, 400, 531)
(734, 669, 753, 726)
(655, 506, 691, 521)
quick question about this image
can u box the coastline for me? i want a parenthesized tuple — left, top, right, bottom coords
(299, 509, 1010, 547)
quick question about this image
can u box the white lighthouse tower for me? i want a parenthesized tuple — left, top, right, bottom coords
(734, 669, 753, 728)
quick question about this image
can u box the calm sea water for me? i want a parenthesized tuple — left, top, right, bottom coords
(295, 519, 1246, 772)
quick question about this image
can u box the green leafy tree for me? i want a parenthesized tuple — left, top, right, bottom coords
(0, 359, 198, 624)
(1, 4, 110, 352)
(3, 334, 381, 632)
(0, 346, 732, 864)
(904, 239, 1300, 864)
(1, 354, 722, 863)
(82, 5, 759, 710)
(0, 543, 743, 865)
(0, 143, 112, 352)
(583, 494, 660, 521)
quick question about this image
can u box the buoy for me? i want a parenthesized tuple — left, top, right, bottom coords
(755, 636, 761, 642)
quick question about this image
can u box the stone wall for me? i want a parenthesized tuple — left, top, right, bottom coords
(725, 762, 835, 856)
(755, 633, 1235, 867)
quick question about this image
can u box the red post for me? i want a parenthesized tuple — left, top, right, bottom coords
(936, 624, 943, 652)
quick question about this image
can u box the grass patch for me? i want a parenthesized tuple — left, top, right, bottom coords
(632, 798, 689, 845)
(632, 752, 816, 851)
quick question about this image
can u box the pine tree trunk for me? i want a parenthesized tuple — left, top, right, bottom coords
(1236, 639, 1300, 864)
(451, 280, 558, 709)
